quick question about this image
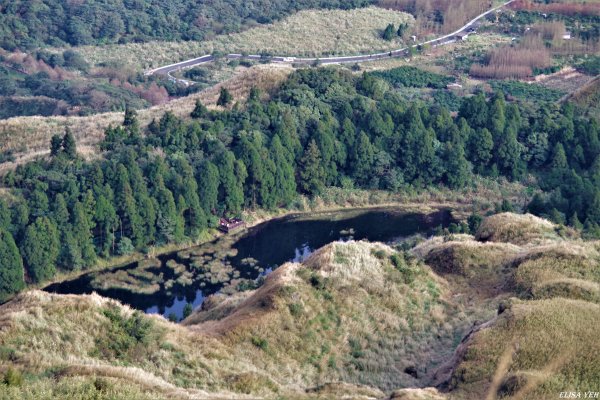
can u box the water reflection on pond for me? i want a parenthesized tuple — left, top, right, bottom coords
(46, 207, 453, 320)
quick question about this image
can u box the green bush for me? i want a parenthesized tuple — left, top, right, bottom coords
(94, 306, 155, 359)
(288, 303, 303, 317)
(577, 56, 600, 75)
(182, 303, 193, 319)
(390, 253, 417, 284)
(371, 249, 387, 260)
(251, 336, 269, 351)
(348, 338, 363, 359)
(370, 66, 453, 89)
(489, 80, 565, 103)
(3, 367, 22, 386)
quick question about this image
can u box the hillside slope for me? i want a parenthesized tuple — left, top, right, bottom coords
(0, 213, 598, 399)
(0, 0, 372, 49)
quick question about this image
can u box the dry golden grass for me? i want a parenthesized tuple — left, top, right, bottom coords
(0, 240, 473, 398)
(3, 212, 599, 399)
(416, 213, 600, 304)
(185, 241, 488, 392)
(450, 298, 600, 400)
(73, 7, 413, 70)
(388, 388, 447, 400)
(412, 235, 522, 298)
(0, 64, 293, 171)
(475, 213, 558, 245)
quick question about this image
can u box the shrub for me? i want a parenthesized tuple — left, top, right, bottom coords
(182, 303, 193, 319)
(168, 313, 178, 322)
(3, 367, 22, 386)
(489, 80, 565, 103)
(370, 66, 453, 89)
(390, 253, 417, 284)
(288, 303, 303, 317)
(348, 338, 363, 359)
(251, 336, 269, 351)
(372, 249, 387, 260)
(116, 237, 134, 256)
(468, 213, 483, 234)
(94, 306, 155, 359)
(577, 56, 600, 75)
(309, 274, 326, 290)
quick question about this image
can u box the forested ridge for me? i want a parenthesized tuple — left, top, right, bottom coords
(0, 0, 372, 49)
(0, 67, 598, 302)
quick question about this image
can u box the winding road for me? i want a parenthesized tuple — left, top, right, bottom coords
(146, 0, 515, 85)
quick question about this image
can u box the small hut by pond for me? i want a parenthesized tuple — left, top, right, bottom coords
(219, 217, 246, 233)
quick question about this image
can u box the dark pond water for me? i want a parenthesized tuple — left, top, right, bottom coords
(45, 208, 453, 320)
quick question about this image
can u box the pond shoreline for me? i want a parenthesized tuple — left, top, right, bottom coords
(41, 200, 463, 292)
(45, 205, 457, 319)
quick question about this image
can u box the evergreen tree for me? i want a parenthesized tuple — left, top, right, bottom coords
(570, 212, 583, 231)
(397, 22, 408, 37)
(312, 120, 339, 186)
(155, 180, 184, 244)
(496, 125, 524, 180)
(550, 142, 568, 170)
(72, 201, 96, 267)
(236, 136, 264, 208)
(270, 135, 296, 206)
(0, 198, 12, 232)
(217, 87, 233, 107)
(443, 141, 471, 189)
(191, 99, 208, 119)
(183, 303, 193, 319)
(351, 131, 375, 186)
(259, 154, 277, 210)
(95, 194, 118, 256)
(488, 94, 506, 139)
(11, 202, 29, 241)
(198, 161, 220, 214)
(61, 230, 83, 271)
(459, 92, 488, 129)
(123, 105, 140, 136)
(29, 189, 49, 217)
(0, 229, 25, 302)
(52, 194, 69, 229)
(586, 191, 600, 225)
(176, 159, 207, 236)
(21, 217, 60, 283)
(125, 154, 155, 243)
(62, 128, 77, 159)
(299, 140, 325, 195)
(468, 128, 493, 174)
(50, 134, 62, 157)
(382, 24, 395, 41)
(234, 160, 248, 211)
(524, 130, 549, 168)
(216, 151, 245, 213)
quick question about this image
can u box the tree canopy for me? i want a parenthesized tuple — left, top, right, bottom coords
(0, 67, 598, 300)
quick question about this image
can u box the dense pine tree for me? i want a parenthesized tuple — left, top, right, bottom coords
(0, 228, 25, 302)
(21, 217, 60, 283)
(2, 67, 600, 296)
(299, 140, 325, 195)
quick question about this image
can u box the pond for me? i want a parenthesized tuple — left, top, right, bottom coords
(45, 207, 453, 320)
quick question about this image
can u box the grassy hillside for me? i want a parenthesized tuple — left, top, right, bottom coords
(566, 75, 600, 118)
(74, 7, 414, 70)
(1, 213, 598, 399)
(0, 63, 294, 171)
(0, 240, 483, 399)
(412, 213, 600, 399)
(0, 0, 372, 49)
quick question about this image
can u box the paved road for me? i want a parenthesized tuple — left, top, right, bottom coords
(146, 0, 515, 85)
